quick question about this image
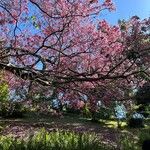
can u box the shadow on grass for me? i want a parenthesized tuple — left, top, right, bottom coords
(0, 112, 117, 136)
(1, 112, 149, 149)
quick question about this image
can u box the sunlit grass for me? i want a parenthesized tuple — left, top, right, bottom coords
(99, 119, 127, 128)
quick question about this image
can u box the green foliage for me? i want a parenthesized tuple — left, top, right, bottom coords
(0, 71, 9, 103)
(127, 118, 144, 128)
(66, 107, 81, 114)
(30, 15, 40, 29)
(97, 107, 112, 119)
(137, 105, 150, 118)
(91, 107, 112, 121)
(31, 15, 36, 21)
(118, 19, 126, 30)
(120, 133, 139, 150)
(82, 103, 91, 118)
(138, 129, 150, 146)
(0, 82, 9, 103)
(120, 129, 150, 150)
(135, 82, 150, 105)
(0, 125, 3, 132)
(0, 129, 110, 150)
(0, 102, 26, 118)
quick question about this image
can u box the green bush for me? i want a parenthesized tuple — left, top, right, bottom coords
(91, 107, 112, 121)
(66, 107, 81, 114)
(0, 129, 110, 150)
(139, 129, 150, 146)
(135, 82, 150, 105)
(0, 83, 9, 103)
(137, 105, 150, 118)
(98, 107, 112, 119)
(82, 104, 91, 118)
(0, 102, 26, 118)
(128, 118, 144, 128)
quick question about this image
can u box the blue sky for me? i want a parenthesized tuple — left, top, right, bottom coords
(36, 0, 150, 70)
(100, 0, 150, 25)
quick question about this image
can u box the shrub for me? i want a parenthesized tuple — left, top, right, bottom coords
(97, 107, 112, 119)
(0, 129, 111, 150)
(142, 140, 150, 150)
(66, 107, 81, 114)
(127, 112, 144, 128)
(128, 118, 144, 128)
(82, 103, 91, 118)
(64, 100, 86, 115)
(139, 129, 150, 146)
(0, 102, 8, 117)
(91, 107, 112, 121)
(137, 105, 150, 118)
(135, 82, 150, 105)
(141, 112, 149, 118)
(0, 102, 26, 118)
(0, 82, 9, 103)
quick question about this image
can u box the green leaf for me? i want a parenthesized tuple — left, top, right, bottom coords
(33, 22, 39, 29)
(31, 15, 36, 21)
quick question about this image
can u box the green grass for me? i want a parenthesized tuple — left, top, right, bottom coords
(98, 119, 127, 128)
(0, 128, 111, 150)
(0, 112, 149, 150)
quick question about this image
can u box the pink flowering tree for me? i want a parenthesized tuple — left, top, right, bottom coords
(0, 1, 149, 107)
